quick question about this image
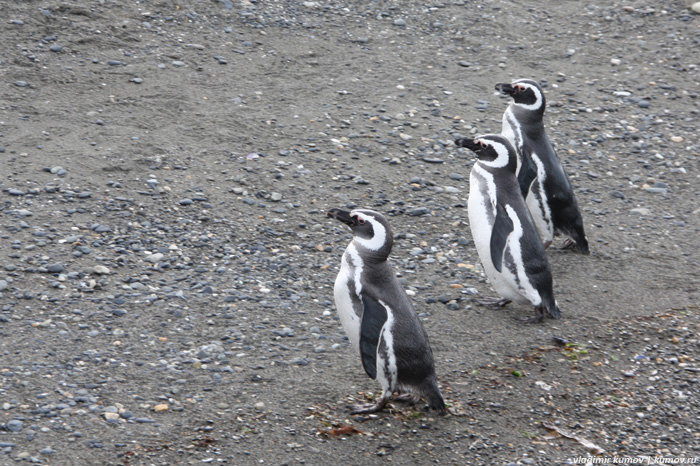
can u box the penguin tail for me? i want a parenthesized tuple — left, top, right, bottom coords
(575, 236, 590, 255)
(421, 377, 447, 415)
(546, 299, 562, 320)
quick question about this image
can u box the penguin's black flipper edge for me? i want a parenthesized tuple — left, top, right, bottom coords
(517, 146, 538, 198)
(359, 293, 388, 380)
(490, 203, 514, 273)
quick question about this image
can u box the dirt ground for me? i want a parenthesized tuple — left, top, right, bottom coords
(1, 0, 698, 464)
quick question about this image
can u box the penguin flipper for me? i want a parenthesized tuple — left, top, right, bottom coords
(359, 294, 388, 380)
(517, 147, 537, 198)
(490, 203, 514, 273)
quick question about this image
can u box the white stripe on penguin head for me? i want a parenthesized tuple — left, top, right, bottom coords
(351, 211, 387, 251)
(511, 80, 543, 112)
(474, 137, 511, 170)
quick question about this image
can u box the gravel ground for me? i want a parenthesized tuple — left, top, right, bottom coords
(1, 0, 698, 464)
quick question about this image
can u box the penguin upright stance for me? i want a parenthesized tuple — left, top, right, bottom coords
(455, 135, 562, 322)
(495, 78, 589, 254)
(327, 208, 446, 414)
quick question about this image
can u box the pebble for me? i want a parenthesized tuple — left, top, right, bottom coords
(0, 280, 8, 291)
(630, 208, 651, 216)
(179, 198, 194, 205)
(8, 189, 25, 196)
(50, 166, 67, 176)
(172, 61, 186, 67)
(270, 192, 282, 202)
(692, 2, 700, 14)
(50, 45, 62, 52)
(46, 263, 64, 274)
(407, 207, 430, 216)
(6, 420, 23, 432)
(145, 252, 165, 263)
(393, 18, 406, 26)
(15, 81, 28, 87)
(92, 265, 110, 275)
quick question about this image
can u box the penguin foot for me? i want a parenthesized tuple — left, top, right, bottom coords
(392, 393, 421, 405)
(561, 238, 589, 254)
(477, 297, 511, 308)
(518, 315, 545, 324)
(349, 399, 388, 415)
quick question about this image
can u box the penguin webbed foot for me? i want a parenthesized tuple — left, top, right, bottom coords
(518, 307, 546, 324)
(476, 297, 512, 308)
(561, 238, 590, 254)
(392, 393, 421, 405)
(349, 399, 389, 415)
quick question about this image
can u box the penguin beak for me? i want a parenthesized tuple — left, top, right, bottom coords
(454, 137, 481, 153)
(495, 83, 516, 96)
(327, 208, 357, 227)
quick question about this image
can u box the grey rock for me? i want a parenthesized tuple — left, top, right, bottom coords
(6, 420, 23, 432)
(46, 263, 64, 273)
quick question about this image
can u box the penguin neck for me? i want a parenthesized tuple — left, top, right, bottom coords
(511, 104, 545, 132)
(352, 240, 392, 264)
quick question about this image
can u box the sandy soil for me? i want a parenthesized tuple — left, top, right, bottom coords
(0, 1, 698, 464)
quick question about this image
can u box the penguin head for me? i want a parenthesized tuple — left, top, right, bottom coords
(495, 79, 545, 114)
(455, 134, 517, 173)
(327, 208, 393, 259)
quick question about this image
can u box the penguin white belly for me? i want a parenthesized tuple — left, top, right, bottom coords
(468, 168, 540, 305)
(526, 153, 554, 244)
(333, 246, 362, 352)
(468, 170, 525, 303)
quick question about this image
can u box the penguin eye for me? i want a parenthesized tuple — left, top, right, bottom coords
(357, 217, 365, 225)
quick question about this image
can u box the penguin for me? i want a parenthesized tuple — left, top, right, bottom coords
(454, 134, 562, 322)
(495, 78, 589, 254)
(327, 208, 446, 414)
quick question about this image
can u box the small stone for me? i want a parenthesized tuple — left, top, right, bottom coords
(172, 61, 186, 67)
(50, 45, 62, 52)
(637, 100, 650, 108)
(393, 18, 406, 26)
(104, 412, 120, 421)
(130, 78, 143, 84)
(93, 265, 110, 275)
(145, 252, 164, 263)
(179, 198, 193, 205)
(0, 280, 8, 291)
(15, 81, 28, 87)
(670, 136, 683, 143)
(6, 420, 23, 432)
(8, 189, 25, 196)
(270, 192, 282, 202)
(153, 403, 168, 412)
(610, 58, 621, 66)
(407, 207, 430, 217)
(457, 61, 471, 67)
(46, 263, 64, 273)
(40, 447, 55, 455)
(630, 208, 651, 216)
(691, 2, 700, 14)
